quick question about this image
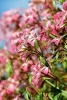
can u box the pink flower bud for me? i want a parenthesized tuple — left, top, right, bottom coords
(42, 67, 48, 75)
(51, 38, 60, 46)
(21, 63, 28, 72)
(27, 60, 33, 65)
(52, 29, 58, 36)
(6, 84, 16, 94)
(0, 56, 6, 63)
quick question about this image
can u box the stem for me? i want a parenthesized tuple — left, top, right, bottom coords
(30, 85, 40, 94)
(37, 40, 67, 86)
(44, 79, 60, 90)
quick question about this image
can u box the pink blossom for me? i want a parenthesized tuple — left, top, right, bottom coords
(0, 56, 6, 63)
(51, 38, 60, 45)
(6, 84, 16, 94)
(21, 63, 28, 72)
(5, 17, 12, 25)
(42, 67, 48, 75)
(54, 12, 60, 21)
(27, 60, 33, 65)
(62, 0, 67, 11)
(41, 35, 46, 41)
(12, 13, 20, 21)
(9, 44, 17, 54)
(52, 29, 58, 36)
(0, 0, 67, 99)
(13, 95, 20, 100)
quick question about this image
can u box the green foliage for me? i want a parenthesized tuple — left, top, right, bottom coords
(53, 93, 62, 100)
(28, 74, 32, 84)
(22, 89, 32, 100)
(34, 84, 46, 100)
(34, 40, 39, 49)
(5, 61, 13, 77)
(58, 0, 65, 4)
(39, 56, 45, 66)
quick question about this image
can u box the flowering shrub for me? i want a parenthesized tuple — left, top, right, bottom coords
(0, 0, 67, 100)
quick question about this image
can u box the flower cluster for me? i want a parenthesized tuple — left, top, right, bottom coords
(0, 0, 67, 100)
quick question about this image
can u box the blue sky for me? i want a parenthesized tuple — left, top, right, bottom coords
(0, 0, 29, 16)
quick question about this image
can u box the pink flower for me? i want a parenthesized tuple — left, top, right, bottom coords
(28, 39, 35, 46)
(42, 67, 48, 75)
(54, 12, 60, 21)
(0, 56, 6, 63)
(28, 15, 34, 24)
(12, 13, 20, 21)
(27, 60, 33, 65)
(52, 29, 58, 36)
(41, 35, 46, 41)
(51, 38, 60, 45)
(9, 44, 17, 54)
(21, 63, 28, 72)
(13, 70, 19, 80)
(6, 17, 12, 25)
(62, 1, 67, 11)
(13, 95, 20, 100)
(6, 84, 16, 94)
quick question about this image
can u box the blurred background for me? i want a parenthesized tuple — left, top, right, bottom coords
(0, 0, 29, 16)
(0, 0, 29, 48)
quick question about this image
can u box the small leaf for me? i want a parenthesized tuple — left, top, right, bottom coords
(62, 61, 67, 69)
(41, 41, 47, 49)
(56, 52, 59, 60)
(59, 0, 65, 4)
(5, 61, 13, 77)
(39, 56, 45, 66)
(34, 40, 39, 49)
(28, 74, 32, 84)
(23, 90, 31, 100)
(54, 93, 62, 100)
(64, 43, 67, 49)
(48, 92, 54, 100)
(49, 34, 56, 39)
(53, 0, 56, 7)
(62, 90, 67, 98)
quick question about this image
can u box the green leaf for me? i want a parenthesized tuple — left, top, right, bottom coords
(34, 40, 39, 49)
(65, 43, 67, 49)
(40, 84, 46, 92)
(48, 92, 54, 100)
(62, 61, 67, 69)
(39, 56, 45, 66)
(56, 52, 59, 60)
(54, 93, 62, 100)
(23, 90, 31, 100)
(62, 90, 67, 98)
(5, 61, 13, 77)
(41, 41, 47, 49)
(60, 23, 67, 28)
(28, 74, 32, 84)
(53, 0, 56, 7)
(49, 34, 56, 39)
(35, 93, 44, 100)
(59, 0, 65, 4)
